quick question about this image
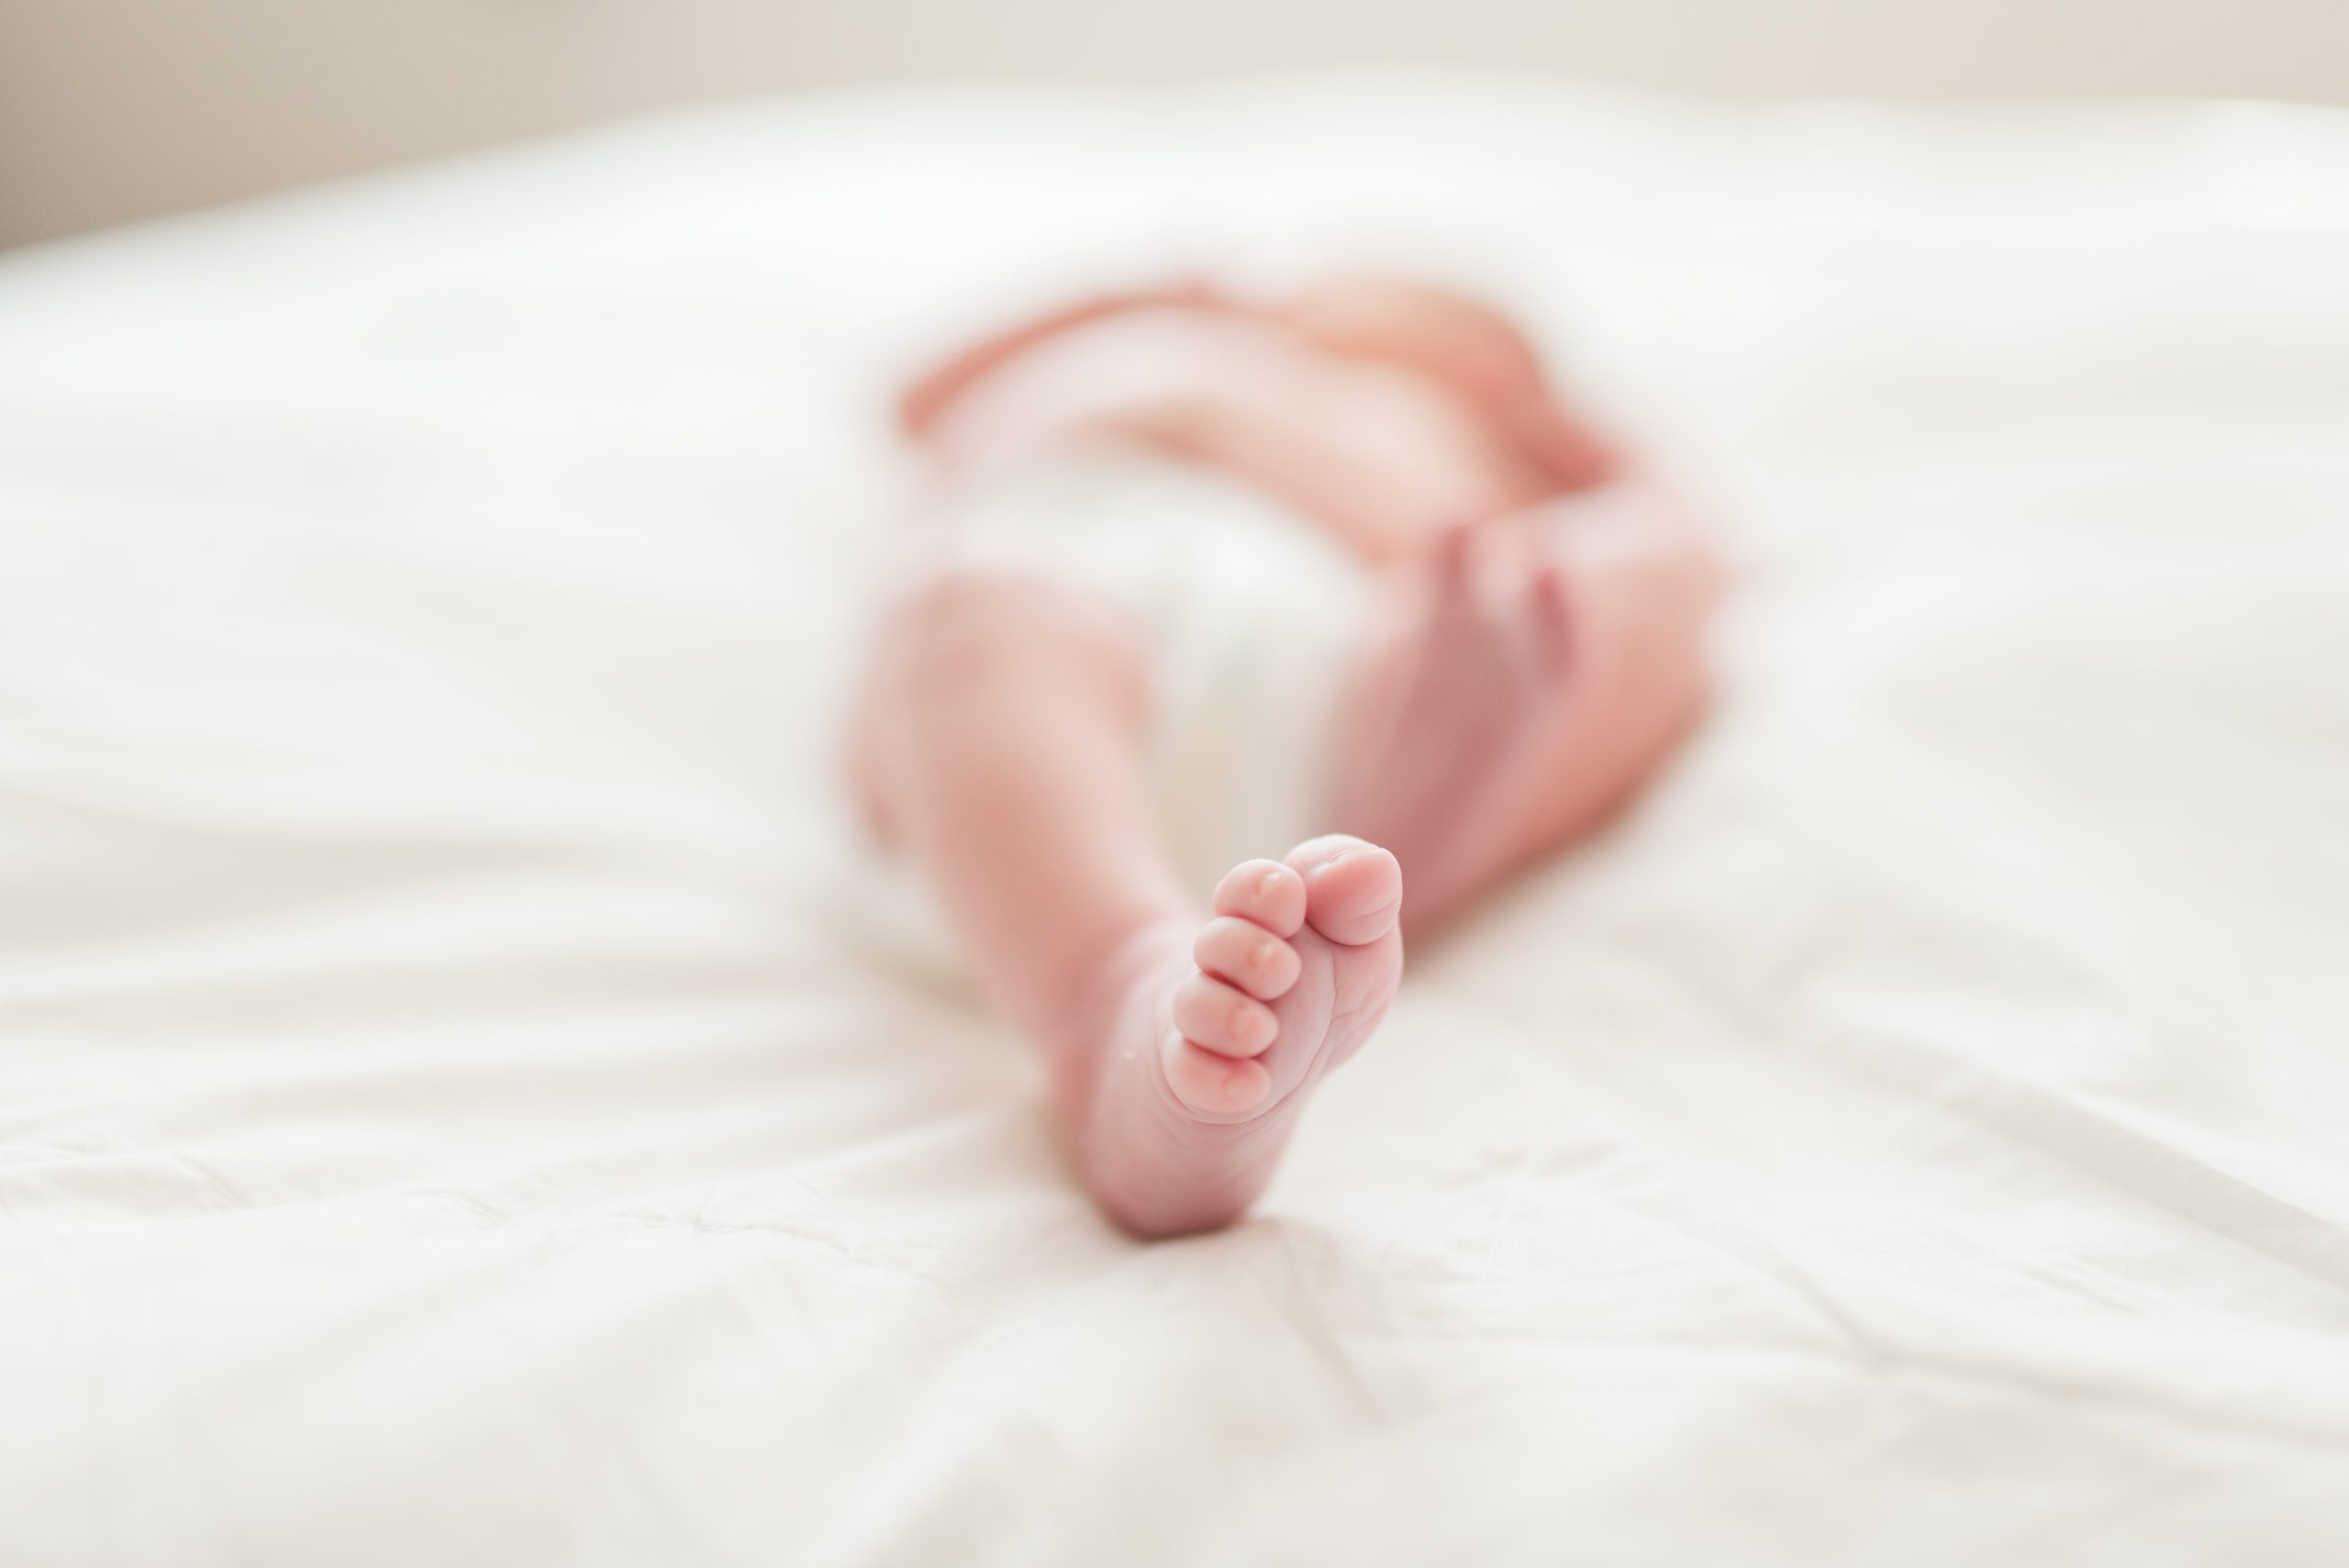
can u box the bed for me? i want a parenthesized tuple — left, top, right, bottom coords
(4, 77, 2346, 1565)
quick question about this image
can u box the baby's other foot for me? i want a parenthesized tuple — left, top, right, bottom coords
(1073, 837, 1403, 1238)
(1330, 497, 1718, 938)
(1330, 517, 1576, 932)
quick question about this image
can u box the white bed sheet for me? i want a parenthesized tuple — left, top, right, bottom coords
(3, 77, 2347, 1566)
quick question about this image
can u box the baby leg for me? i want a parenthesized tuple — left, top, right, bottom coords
(852, 566, 1406, 1236)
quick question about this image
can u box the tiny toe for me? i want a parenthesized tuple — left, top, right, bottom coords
(1173, 973, 1279, 1058)
(1286, 835, 1405, 946)
(1163, 1036, 1273, 1116)
(1193, 916, 1301, 1001)
(1211, 859, 1307, 938)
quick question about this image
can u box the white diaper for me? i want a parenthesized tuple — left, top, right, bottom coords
(918, 446, 1369, 896)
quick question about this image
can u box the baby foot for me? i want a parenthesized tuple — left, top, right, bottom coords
(1330, 517, 1577, 933)
(1330, 498, 1719, 938)
(1070, 836, 1404, 1238)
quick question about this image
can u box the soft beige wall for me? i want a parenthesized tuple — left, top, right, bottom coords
(5, 0, 2347, 248)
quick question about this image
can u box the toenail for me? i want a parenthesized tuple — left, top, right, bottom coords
(1257, 868, 1284, 898)
(1256, 939, 1278, 969)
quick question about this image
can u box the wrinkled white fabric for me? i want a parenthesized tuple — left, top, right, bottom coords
(3, 77, 2347, 1568)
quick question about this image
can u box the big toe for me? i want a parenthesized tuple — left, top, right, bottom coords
(1285, 835, 1404, 946)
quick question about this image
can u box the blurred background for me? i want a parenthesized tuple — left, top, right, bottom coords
(5, 0, 2347, 249)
